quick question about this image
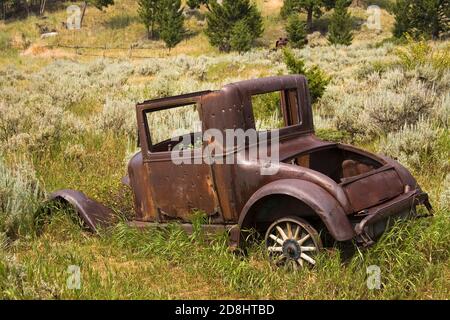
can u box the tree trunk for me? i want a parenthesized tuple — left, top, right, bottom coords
(39, 0, 46, 16)
(25, 0, 30, 18)
(150, 20, 155, 39)
(307, 7, 313, 31)
(80, 1, 87, 28)
(431, 5, 441, 39)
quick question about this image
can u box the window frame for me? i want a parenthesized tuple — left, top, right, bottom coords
(136, 93, 207, 160)
(249, 87, 304, 133)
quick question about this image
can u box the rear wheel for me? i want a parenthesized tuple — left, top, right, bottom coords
(264, 216, 322, 269)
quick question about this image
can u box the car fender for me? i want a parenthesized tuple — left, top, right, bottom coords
(48, 189, 114, 232)
(238, 179, 355, 242)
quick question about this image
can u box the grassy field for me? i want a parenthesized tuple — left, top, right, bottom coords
(0, 0, 449, 299)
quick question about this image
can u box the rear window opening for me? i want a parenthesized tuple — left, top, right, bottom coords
(286, 146, 384, 183)
(251, 89, 302, 131)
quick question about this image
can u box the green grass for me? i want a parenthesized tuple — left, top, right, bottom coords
(1, 207, 448, 299)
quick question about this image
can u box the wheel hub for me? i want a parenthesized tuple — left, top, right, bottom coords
(282, 239, 301, 260)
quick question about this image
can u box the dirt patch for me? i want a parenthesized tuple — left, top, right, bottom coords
(262, 0, 283, 13)
(21, 43, 74, 58)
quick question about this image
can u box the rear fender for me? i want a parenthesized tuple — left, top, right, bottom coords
(48, 189, 114, 232)
(238, 179, 355, 243)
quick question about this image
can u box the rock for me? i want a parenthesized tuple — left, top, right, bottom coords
(41, 32, 58, 39)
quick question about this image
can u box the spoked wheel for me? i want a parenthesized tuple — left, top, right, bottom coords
(264, 217, 322, 269)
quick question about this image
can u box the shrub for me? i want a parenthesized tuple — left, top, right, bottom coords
(367, 80, 435, 133)
(327, 0, 353, 46)
(205, 0, 263, 52)
(393, 0, 449, 39)
(159, 0, 185, 49)
(0, 158, 42, 239)
(230, 20, 253, 53)
(439, 174, 450, 209)
(283, 48, 330, 103)
(395, 36, 450, 75)
(333, 67, 439, 140)
(94, 98, 136, 138)
(0, 98, 85, 154)
(378, 119, 441, 171)
(285, 15, 307, 49)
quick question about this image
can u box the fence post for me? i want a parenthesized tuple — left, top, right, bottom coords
(103, 45, 106, 58)
(129, 45, 133, 59)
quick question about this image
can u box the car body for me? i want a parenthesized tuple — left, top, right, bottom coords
(50, 75, 432, 267)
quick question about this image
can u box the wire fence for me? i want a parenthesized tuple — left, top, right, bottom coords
(42, 43, 170, 59)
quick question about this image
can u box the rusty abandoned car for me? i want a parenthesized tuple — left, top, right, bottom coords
(50, 75, 433, 268)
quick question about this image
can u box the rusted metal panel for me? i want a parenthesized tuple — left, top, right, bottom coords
(342, 168, 404, 212)
(147, 157, 221, 222)
(49, 189, 114, 232)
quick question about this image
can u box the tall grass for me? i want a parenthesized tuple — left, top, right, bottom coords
(0, 157, 42, 239)
(0, 208, 447, 299)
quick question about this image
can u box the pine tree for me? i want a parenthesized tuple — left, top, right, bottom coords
(205, 0, 263, 52)
(160, 0, 185, 49)
(230, 20, 253, 53)
(328, 0, 353, 46)
(285, 14, 307, 49)
(283, 48, 330, 103)
(187, 0, 209, 10)
(138, 0, 160, 39)
(393, 0, 449, 39)
(280, 0, 335, 31)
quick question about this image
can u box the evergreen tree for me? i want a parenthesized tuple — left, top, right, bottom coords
(230, 20, 253, 53)
(187, 0, 209, 10)
(205, 0, 263, 52)
(160, 0, 184, 49)
(393, 0, 449, 39)
(285, 14, 307, 49)
(280, 0, 335, 31)
(328, 0, 353, 46)
(283, 48, 330, 103)
(138, 0, 160, 39)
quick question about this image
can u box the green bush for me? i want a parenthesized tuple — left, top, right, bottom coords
(205, 0, 263, 52)
(378, 119, 442, 171)
(285, 15, 307, 49)
(230, 20, 253, 53)
(0, 158, 43, 239)
(393, 0, 449, 39)
(283, 48, 330, 104)
(395, 35, 450, 75)
(327, 0, 353, 46)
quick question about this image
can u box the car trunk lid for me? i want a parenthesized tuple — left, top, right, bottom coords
(340, 166, 404, 213)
